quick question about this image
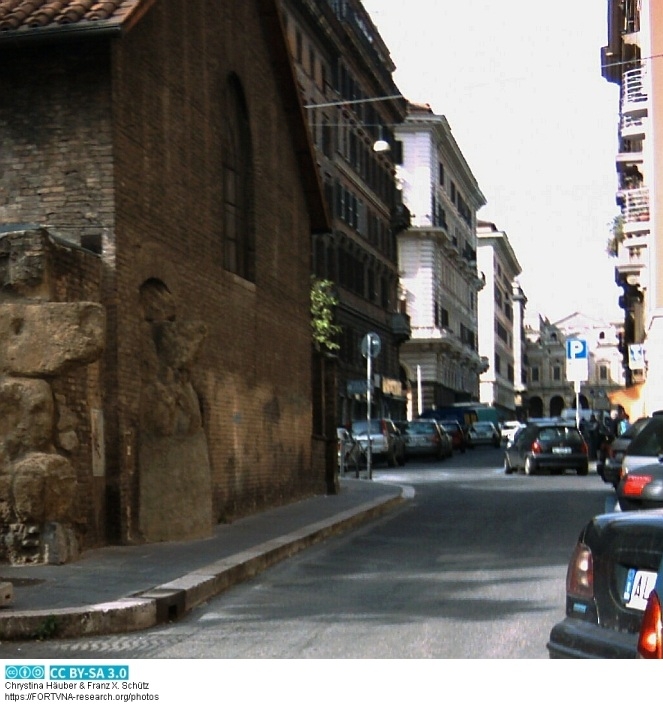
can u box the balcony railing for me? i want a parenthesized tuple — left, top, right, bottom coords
(620, 113, 647, 140)
(620, 187, 650, 237)
(622, 66, 648, 116)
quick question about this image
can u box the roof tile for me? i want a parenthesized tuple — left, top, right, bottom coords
(0, 0, 140, 33)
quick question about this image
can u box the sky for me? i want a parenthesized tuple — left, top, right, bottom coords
(361, 0, 623, 325)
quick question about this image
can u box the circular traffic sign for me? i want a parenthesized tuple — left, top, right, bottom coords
(361, 332, 381, 358)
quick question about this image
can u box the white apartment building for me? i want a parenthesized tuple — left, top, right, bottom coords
(396, 103, 487, 414)
(601, 0, 663, 417)
(476, 221, 526, 418)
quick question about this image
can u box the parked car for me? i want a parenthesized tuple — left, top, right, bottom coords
(617, 459, 663, 511)
(401, 419, 453, 460)
(437, 419, 467, 453)
(337, 427, 365, 474)
(500, 420, 525, 445)
(621, 412, 663, 477)
(351, 419, 406, 467)
(467, 421, 500, 448)
(599, 416, 650, 488)
(337, 426, 352, 470)
(503, 421, 589, 476)
(637, 552, 663, 658)
(548, 509, 663, 658)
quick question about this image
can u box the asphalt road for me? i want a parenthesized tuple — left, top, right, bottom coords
(0, 445, 615, 659)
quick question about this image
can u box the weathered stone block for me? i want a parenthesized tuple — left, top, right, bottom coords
(0, 302, 105, 377)
(0, 377, 54, 461)
(9, 452, 77, 524)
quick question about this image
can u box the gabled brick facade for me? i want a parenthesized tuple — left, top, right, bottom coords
(0, 0, 330, 554)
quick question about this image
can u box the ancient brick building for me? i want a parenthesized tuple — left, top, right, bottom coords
(0, 0, 330, 561)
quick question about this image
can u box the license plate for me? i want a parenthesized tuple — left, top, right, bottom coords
(552, 447, 572, 454)
(623, 568, 658, 610)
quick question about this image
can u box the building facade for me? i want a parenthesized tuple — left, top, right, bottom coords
(601, 0, 663, 416)
(0, 0, 330, 561)
(476, 221, 526, 419)
(281, 0, 411, 424)
(524, 313, 624, 419)
(396, 104, 487, 415)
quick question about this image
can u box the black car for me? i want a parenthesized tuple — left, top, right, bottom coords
(548, 509, 663, 658)
(598, 416, 649, 488)
(617, 459, 663, 511)
(503, 421, 589, 476)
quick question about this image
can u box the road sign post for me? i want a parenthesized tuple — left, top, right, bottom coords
(566, 339, 588, 428)
(361, 333, 381, 480)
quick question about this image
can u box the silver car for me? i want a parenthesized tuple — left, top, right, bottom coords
(351, 419, 406, 467)
(468, 421, 500, 447)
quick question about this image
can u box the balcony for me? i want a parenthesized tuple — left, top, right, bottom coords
(621, 67, 648, 117)
(619, 187, 650, 237)
(620, 113, 647, 140)
(616, 138, 643, 171)
(391, 312, 411, 344)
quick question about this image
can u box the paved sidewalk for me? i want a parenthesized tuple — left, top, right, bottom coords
(0, 477, 406, 641)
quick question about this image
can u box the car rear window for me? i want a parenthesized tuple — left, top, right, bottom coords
(537, 426, 583, 442)
(409, 422, 436, 434)
(626, 417, 663, 455)
(352, 420, 381, 434)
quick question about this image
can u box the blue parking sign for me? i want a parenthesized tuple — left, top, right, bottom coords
(565, 338, 588, 360)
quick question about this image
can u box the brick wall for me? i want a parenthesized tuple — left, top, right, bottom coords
(0, 0, 325, 549)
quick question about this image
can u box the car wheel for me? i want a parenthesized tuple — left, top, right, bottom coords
(504, 456, 514, 475)
(524, 456, 535, 476)
(577, 463, 589, 476)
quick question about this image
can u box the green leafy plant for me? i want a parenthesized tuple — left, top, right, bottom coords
(310, 277, 342, 353)
(606, 214, 625, 257)
(33, 614, 58, 640)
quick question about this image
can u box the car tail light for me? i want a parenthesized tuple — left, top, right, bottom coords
(531, 440, 542, 454)
(580, 440, 588, 456)
(637, 590, 662, 659)
(623, 474, 653, 497)
(566, 543, 594, 600)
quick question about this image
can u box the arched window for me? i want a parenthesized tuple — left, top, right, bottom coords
(222, 74, 255, 281)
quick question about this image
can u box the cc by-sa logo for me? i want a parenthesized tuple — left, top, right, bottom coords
(5, 665, 45, 679)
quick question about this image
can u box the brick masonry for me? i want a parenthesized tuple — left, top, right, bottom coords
(0, 0, 326, 552)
